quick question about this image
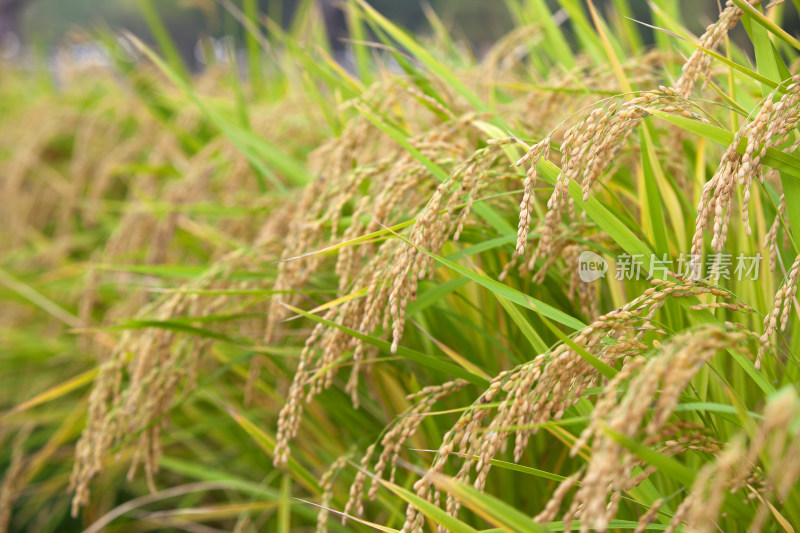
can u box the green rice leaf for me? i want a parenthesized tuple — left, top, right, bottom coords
(431, 474, 547, 533)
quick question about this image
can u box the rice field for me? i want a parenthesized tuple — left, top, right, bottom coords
(2, 1, 800, 532)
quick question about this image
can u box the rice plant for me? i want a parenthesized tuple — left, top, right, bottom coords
(2, 0, 800, 532)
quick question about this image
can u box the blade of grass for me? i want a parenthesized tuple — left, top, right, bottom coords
(278, 474, 291, 533)
(603, 425, 750, 520)
(293, 498, 400, 533)
(521, 0, 577, 70)
(213, 398, 320, 494)
(430, 474, 547, 533)
(586, 0, 632, 92)
(524, 296, 618, 380)
(781, 174, 800, 246)
(345, 0, 371, 82)
(731, 0, 800, 52)
(137, 0, 190, 80)
(127, 33, 311, 191)
(378, 224, 586, 331)
(496, 297, 549, 354)
(369, 475, 480, 533)
(0, 368, 98, 421)
(243, 0, 264, 94)
(354, 0, 488, 113)
(645, 109, 800, 177)
(281, 303, 490, 386)
(742, 5, 783, 98)
(632, 19, 781, 91)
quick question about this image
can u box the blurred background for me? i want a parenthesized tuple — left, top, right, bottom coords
(1, 0, 798, 71)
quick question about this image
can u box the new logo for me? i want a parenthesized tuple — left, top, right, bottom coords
(578, 251, 608, 282)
